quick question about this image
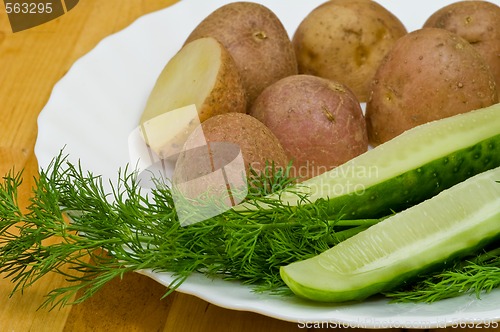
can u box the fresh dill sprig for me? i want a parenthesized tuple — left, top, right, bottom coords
(246, 161, 296, 199)
(0, 153, 379, 309)
(384, 246, 500, 303)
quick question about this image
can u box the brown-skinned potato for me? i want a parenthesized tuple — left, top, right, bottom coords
(185, 2, 298, 107)
(292, 0, 407, 102)
(139, 37, 246, 159)
(366, 28, 498, 146)
(423, 0, 500, 89)
(174, 113, 289, 199)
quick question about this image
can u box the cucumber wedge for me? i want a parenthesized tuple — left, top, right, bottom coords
(266, 103, 500, 218)
(280, 166, 500, 303)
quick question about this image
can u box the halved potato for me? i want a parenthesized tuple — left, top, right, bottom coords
(139, 37, 247, 159)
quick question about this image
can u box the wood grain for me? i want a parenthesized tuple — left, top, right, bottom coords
(0, 1, 499, 331)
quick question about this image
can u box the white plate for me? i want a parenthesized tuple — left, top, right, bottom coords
(35, 0, 500, 328)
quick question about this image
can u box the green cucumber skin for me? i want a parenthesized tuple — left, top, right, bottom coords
(318, 135, 500, 219)
(281, 233, 500, 303)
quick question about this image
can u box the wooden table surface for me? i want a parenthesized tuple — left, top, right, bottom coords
(0, 1, 499, 331)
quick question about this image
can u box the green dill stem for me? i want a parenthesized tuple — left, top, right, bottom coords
(468, 246, 500, 265)
(385, 245, 500, 303)
(331, 218, 382, 227)
(213, 218, 381, 230)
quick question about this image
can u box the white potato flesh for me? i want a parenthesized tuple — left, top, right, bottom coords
(140, 104, 202, 159)
(140, 37, 222, 124)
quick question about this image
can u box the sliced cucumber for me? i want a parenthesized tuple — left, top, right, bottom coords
(261, 103, 500, 218)
(280, 166, 500, 303)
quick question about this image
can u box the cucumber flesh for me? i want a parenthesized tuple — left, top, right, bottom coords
(259, 103, 500, 218)
(280, 166, 500, 303)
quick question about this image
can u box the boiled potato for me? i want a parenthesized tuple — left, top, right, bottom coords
(423, 0, 500, 89)
(366, 28, 498, 146)
(250, 75, 368, 181)
(185, 2, 297, 106)
(292, 0, 407, 102)
(139, 37, 246, 159)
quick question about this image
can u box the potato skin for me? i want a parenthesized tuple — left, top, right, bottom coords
(366, 28, 498, 146)
(292, 0, 407, 102)
(195, 38, 247, 123)
(175, 113, 289, 186)
(423, 0, 500, 89)
(138, 37, 247, 160)
(140, 37, 246, 125)
(250, 75, 368, 180)
(185, 2, 298, 107)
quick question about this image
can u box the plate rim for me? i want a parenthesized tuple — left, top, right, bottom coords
(34, 0, 500, 327)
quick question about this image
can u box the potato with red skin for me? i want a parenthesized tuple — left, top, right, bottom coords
(250, 75, 368, 181)
(423, 0, 500, 89)
(185, 2, 297, 107)
(173, 113, 289, 201)
(366, 28, 498, 146)
(292, 0, 407, 102)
